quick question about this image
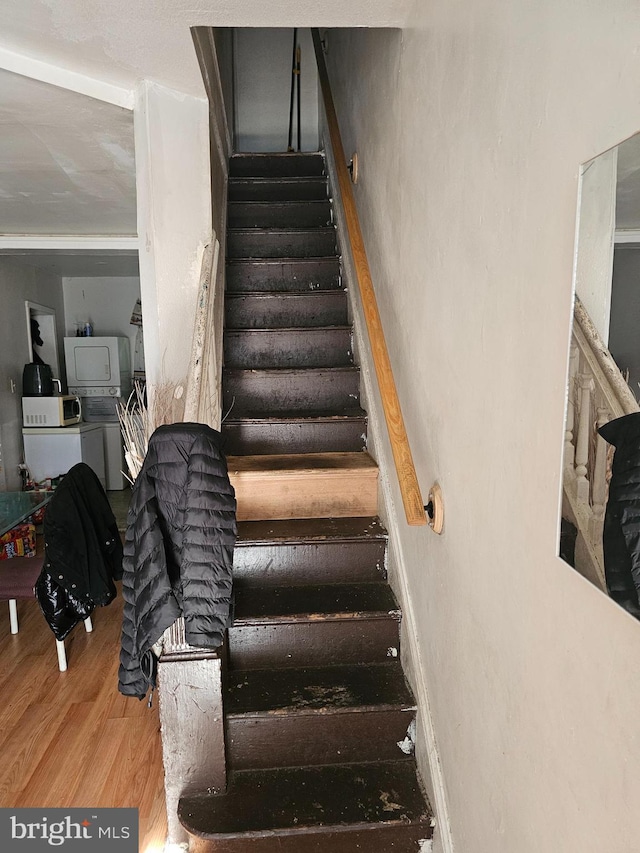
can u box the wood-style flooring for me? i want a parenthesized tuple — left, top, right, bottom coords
(0, 579, 167, 852)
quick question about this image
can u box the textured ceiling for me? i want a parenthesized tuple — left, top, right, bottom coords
(0, 68, 136, 236)
(0, 0, 410, 98)
(0, 1, 409, 243)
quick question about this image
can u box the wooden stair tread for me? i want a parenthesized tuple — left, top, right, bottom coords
(225, 365, 357, 374)
(225, 662, 414, 716)
(227, 452, 377, 475)
(226, 256, 338, 265)
(224, 408, 366, 424)
(225, 291, 346, 301)
(178, 761, 432, 839)
(233, 582, 398, 621)
(227, 255, 340, 264)
(228, 454, 377, 521)
(225, 258, 341, 293)
(228, 200, 330, 209)
(228, 226, 336, 234)
(229, 153, 325, 178)
(226, 324, 351, 332)
(236, 516, 386, 544)
(229, 176, 326, 183)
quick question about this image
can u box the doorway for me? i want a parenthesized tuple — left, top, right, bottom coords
(25, 301, 60, 379)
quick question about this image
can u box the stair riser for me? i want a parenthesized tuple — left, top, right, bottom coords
(228, 617, 400, 669)
(225, 293, 348, 328)
(227, 710, 415, 771)
(230, 154, 325, 178)
(222, 419, 366, 455)
(229, 467, 378, 521)
(226, 259, 341, 292)
(223, 369, 360, 414)
(229, 179, 328, 202)
(228, 202, 331, 229)
(228, 229, 337, 259)
(188, 823, 432, 853)
(224, 329, 353, 369)
(233, 538, 386, 587)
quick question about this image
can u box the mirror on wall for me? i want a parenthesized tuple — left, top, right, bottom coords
(560, 130, 640, 619)
(25, 301, 60, 379)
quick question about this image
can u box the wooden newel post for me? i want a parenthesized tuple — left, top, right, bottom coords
(157, 620, 227, 846)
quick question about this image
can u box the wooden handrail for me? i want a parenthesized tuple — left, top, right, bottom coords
(573, 296, 638, 416)
(311, 29, 427, 526)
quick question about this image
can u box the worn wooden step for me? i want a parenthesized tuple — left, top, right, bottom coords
(226, 258, 341, 292)
(227, 228, 337, 259)
(227, 452, 378, 521)
(228, 581, 399, 670)
(228, 201, 332, 229)
(178, 761, 433, 852)
(223, 367, 360, 415)
(235, 582, 397, 620)
(229, 152, 325, 178)
(222, 410, 367, 455)
(225, 662, 416, 770)
(234, 517, 387, 587)
(228, 611, 401, 670)
(228, 177, 329, 202)
(224, 327, 353, 369)
(225, 291, 348, 329)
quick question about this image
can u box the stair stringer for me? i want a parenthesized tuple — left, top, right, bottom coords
(321, 128, 453, 853)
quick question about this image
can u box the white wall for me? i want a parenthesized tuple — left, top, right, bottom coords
(0, 258, 64, 489)
(609, 245, 640, 396)
(62, 276, 141, 380)
(134, 80, 212, 420)
(325, 8, 640, 853)
(575, 148, 617, 343)
(234, 28, 319, 152)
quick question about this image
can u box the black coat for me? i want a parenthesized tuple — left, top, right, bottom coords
(35, 462, 123, 640)
(118, 422, 237, 700)
(598, 412, 640, 618)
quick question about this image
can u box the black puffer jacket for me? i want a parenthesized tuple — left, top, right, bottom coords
(36, 462, 123, 641)
(118, 422, 237, 700)
(598, 412, 640, 618)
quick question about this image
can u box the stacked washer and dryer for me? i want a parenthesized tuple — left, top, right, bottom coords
(63, 336, 131, 490)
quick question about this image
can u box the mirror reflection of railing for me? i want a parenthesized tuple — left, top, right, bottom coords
(563, 297, 639, 589)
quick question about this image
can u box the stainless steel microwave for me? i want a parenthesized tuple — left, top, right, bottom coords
(22, 395, 82, 427)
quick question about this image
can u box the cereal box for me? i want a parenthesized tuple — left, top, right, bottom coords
(0, 522, 37, 559)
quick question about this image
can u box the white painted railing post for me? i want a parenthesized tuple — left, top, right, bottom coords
(575, 374, 594, 505)
(589, 408, 609, 554)
(564, 344, 578, 474)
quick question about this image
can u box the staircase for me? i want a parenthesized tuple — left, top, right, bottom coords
(178, 152, 433, 851)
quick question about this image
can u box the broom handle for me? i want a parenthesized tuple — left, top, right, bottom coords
(287, 27, 298, 152)
(296, 44, 301, 151)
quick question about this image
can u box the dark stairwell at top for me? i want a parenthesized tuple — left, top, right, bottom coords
(177, 152, 434, 851)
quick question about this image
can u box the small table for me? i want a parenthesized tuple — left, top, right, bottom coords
(0, 491, 52, 538)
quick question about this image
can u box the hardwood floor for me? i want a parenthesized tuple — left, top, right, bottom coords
(0, 580, 167, 852)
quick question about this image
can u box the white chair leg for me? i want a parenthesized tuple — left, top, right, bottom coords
(8, 599, 18, 634)
(56, 639, 67, 672)
(84, 617, 93, 633)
